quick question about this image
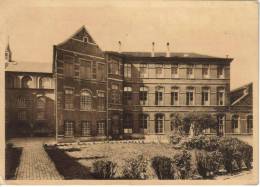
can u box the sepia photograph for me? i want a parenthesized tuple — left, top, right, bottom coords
(0, 0, 258, 185)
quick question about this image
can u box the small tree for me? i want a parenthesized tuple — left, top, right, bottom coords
(170, 113, 183, 135)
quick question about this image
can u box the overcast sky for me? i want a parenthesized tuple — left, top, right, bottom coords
(0, 0, 258, 89)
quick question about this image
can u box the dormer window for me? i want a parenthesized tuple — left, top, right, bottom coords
(83, 36, 89, 43)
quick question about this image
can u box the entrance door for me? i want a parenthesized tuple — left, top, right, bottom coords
(111, 115, 120, 136)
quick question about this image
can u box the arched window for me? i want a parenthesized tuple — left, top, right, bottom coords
(21, 76, 33, 88)
(231, 115, 240, 133)
(80, 90, 92, 110)
(39, 77, 51, 89)
(247, 115, 253, 133)
(37, 97, 46, 109)
(155, 114, 164, 133)
(155, 86, 164, 105)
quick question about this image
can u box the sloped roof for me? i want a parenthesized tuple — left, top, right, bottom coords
(230, 82, 253, 106)
(5, 61, 52, 73)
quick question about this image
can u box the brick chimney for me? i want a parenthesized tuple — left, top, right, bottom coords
(151, 42, 155, 57)
(118, 41, 122, 53)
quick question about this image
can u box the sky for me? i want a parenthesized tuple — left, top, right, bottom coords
(0, 0, 258, 89)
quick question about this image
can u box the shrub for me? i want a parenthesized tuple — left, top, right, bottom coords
(5, 146, 22, 179)
(92, 160, 117, 179)
(173, 150, 192, 179)
(185, 135, 220, 151)
(122, 155, 148, 179)
(195, 150, 223, 179)
(152, 156, 175, 179)
(170, 135, 182, 144)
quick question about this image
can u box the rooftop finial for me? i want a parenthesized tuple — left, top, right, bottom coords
(166, 42, 170, 57)
(118, 41, 122, 53)
(151, 42, 155, 57)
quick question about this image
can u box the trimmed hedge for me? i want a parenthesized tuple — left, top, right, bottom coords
(5, 144, 22, 179)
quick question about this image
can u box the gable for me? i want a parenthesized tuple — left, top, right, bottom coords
(72, 27, 96, 44)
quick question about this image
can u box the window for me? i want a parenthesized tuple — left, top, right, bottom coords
(111, 84, 120, 104)
(37, 97, 45, 109)
(202, 64, 210, 78)
(217, 115, 225, 136)
(231, 115, 239, 133)
(16, 96, 31, 108)
(155, 114, 164, 133)
(80, 59, 92, 79)
(36, 111, 45, 120)
(83, 36, 88, 43)
(171, 64, 179, 78)
(124, 113, 133, 133)
(187, 64, 194, 78)
(110, 60, 119, 75)
(64, 89, 74, 109)
(39, 77, 52, 89)
(186, 87, 194, 106)
(112, 84, 119, 90)
(97, 63, 105, 81)
(171, 87, 179, 105)
(21, 76, 33, 88)
(97, 121, 105, 135)
(140, 64, 148, 78)
(64, 55, 74, 77)
(155, 64, 163, 78)
(155, 87, 164, 105)
(124, 87, 132, 105)
(81, 121, 91, 136)
(139, 87, 148, 105)
(124, 64, 132, 78)
(247, 115, 253, 133)
(92, 61, 96, 79)
(217, 88, 225, 106)
(202, 87, 210, 106)
(217, 65, 225, 79)
(18, 111, 27, 120)
(64, 121, 74, 137)
(139, 114, 149, 129)
(97, 91, 105, 111)
(80, 90, 92, 110)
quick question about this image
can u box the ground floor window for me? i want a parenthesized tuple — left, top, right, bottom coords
(124, 113, 133, 133)
(36, 111, 45, 120)
(97, 121, 105, 136)
(247, 115, 253, 133)
(155, 114, 164, 133)
(139, 114, 149, 129)
(81, 121, 91, 136)
(64, 121, 74, 137)
(231, 115, 240, 133)
(217, 115, 225, 136)
(18, 111, 27, 121)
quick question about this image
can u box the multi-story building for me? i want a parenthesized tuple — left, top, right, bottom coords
(5, 43, 55, 137)
(53, 26, 239, 141)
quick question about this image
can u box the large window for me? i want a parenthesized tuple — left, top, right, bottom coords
(139, 114, 149, 129)
(64, 55, 74, 77)
(155, 64, 163, 78)
(80, 90, 92, 110)
(124, 64, 132, 78)
(64, 89, 74, 109)
(16, 96, 31, 108)
(97, 63, 105, 81)
(247, 115, 253, 133)
(97, 121, 105, 135)
(202, 64, 210, 78)
(97, 91, 105, 111)
(217, 65, 225, 79)
(171, 64, 179, 78)
(217, 87, 225, 106)
(37, 97, 46, 109)
(171, 87, 179, 105)
(80, 59, 92, 80)
(111, 84, 120, 104)
(81, 121, 91, 136)
(124, 113, 133, 133)
(39, 77, 52, 89)
(21, 76, 33, 88)
(64, 121, 74, 137)
(123, 87, 132, 105)
(186, 87, 194, 106)
(155, 114, 164, 133)
(18, 111, 27, 121)
(231, 115, 240, 133)
(202, 87, 210, 106)
(140, 64, 148, 78)
(109, 60, 119, 75)
(187, 64, 194, 78)
(155, 87, 164, 105)
(139, 87, 148, 105)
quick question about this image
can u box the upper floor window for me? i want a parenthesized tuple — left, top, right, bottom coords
(64, 88, 74, 109)
(111, 84, 120, 104)
(231, 115, 240, 133)
(202, 87, 210, 106)
(21, 76, 33, 88)
(140, 64, 148, 78)
(139, 114, 149, 129)
(171, 87, 179, 105)
(171, 64, 179, 78)
(186, 87, 194, 106)
(139, 87, 148, 105)
(37, 97, 46, 109)
(39, 77, 52, 89)
(155, 64, 163, 78)
(80, 59, 92, 80)
(124, 64, 132, 78)
(155, 114, 164, 133)
(109, 60, 119, 75)
(187, 64, 194, 79)
(97, 63, 106, 81)
(80, 90, 92, 110)
(202, 64, 210, 78)
(155, 86, 164, 105)
(6, 76, 14, 88)
(16, 96, 31, 108)
(123, 87, 132, 105)
(217, 87, 225, 106)
(83, 36, 88, 43)
(217, 65, 225, 79)
(64, 55, 74, 77)
(97, 91, 105, 111)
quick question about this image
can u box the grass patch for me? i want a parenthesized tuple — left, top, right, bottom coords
(5, 144, 22, 179)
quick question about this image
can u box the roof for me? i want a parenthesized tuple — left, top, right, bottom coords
(230, 82, 253, 106)
(5, 61, 52, 73)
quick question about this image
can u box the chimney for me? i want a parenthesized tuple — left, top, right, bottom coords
(226, 54, 229, 58)
(151, 42, 155, 57)
(118, 41, 122, 53)
(166, 42, 170, 57)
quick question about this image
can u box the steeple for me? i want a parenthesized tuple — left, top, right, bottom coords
(5, 37, 12, 63)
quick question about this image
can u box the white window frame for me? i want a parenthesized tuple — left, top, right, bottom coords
(155, 87, 164, 106)
(171, 87, 179, 105)
(202, 87, 210, 106)
(186, 87, 194, 106)
(202, 64, 210, 78)
(217, 88, 225, 106)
